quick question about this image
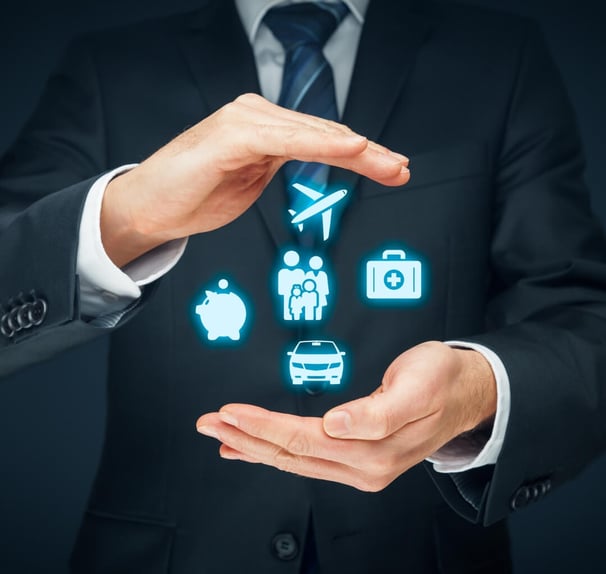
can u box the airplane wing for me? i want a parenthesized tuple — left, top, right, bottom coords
(321, 209, 332, 241)
(292, 182, 324, 201)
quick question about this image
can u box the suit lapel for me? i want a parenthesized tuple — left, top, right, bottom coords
(331, 0, 431, 193)
(178, 1, 291, 247)
(178, 1, 258, 113)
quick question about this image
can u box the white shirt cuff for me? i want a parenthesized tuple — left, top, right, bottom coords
(77, 165, 187, 317)
(426, 341, 511, 474)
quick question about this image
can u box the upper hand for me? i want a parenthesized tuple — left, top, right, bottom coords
(196, 342, 497, 491)
(101, 93, 410, 266)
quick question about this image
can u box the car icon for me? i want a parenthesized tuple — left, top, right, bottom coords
(287, 340, 346, 386)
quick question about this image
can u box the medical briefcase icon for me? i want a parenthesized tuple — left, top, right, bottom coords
(366, 249, 422, 300)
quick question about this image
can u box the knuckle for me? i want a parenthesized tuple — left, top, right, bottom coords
(368, 453, 398, 477)
(352, 475, 372, 492)
(243, 418, 266, 439)
(274, 125, 300, 153)
(216, 100, 243, 123)
(235, 92, 261, 105)
(217, 101, 235, 116)
(363, 405, 391, 439)
(355, 474, 387, 493)
(284, 432, 312, 457)
(273, 448, 298, 473)
(381, 409, 397, 437)
(254, 123, 273, 139)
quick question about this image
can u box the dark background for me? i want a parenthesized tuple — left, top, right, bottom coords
(0, 1, 604, 572)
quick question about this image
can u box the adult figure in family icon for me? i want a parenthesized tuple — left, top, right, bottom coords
(306, 255, 329, 320)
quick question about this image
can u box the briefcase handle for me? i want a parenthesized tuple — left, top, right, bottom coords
(382, 249, 406, 260)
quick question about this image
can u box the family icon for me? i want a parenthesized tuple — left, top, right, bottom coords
(277, 250, 331, 322)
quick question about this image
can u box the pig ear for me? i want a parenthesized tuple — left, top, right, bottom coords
(205, 290, 214, 297)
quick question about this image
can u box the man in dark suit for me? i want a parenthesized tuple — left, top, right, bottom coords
(1, 0, 606, 572)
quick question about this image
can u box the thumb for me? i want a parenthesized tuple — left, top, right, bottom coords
(323, 385, 414, 440)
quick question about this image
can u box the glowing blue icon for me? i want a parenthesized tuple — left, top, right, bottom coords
(195, 278, 248, 341)
(287, 340, 346, 386)
(366, 249, 422, 300)
(289, 182, 349, 242)
(277, 250, 331, 321)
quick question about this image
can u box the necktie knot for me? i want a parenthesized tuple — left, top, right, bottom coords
(264, 2, 349, 52)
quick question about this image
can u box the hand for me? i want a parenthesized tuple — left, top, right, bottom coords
(196, 342, 497, 491)
(101, 93, 410, 267)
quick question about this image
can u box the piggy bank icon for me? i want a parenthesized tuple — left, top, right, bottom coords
(195, 279, 248, 341)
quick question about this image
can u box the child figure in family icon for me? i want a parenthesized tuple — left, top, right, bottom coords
(288, 284, 304, 320)
(277, 250, 330, 322)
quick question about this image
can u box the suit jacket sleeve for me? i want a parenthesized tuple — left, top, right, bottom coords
(0, 39, 147, 378)
(427, 22, 606, 525)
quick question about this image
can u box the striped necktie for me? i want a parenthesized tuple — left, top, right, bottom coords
(264, 2, 349, 241)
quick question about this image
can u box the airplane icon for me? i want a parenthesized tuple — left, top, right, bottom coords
(288, 182, 349, 242)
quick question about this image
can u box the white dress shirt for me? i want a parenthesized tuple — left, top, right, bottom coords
(76, 0, 510, 473)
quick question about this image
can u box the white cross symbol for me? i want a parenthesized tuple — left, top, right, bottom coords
(386, 271, 403, 289)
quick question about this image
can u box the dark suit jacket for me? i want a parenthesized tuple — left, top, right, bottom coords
(1, 1, 606, 572)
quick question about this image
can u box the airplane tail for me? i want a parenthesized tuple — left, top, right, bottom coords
(288, 209, 304, 232)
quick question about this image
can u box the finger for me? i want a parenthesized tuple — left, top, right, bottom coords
(218, 444, 386, 492)
(328, 150, 410, 187)
(198, 410, 449, 491)
(219, 444, 261, 463)
(252, 122, 409, 174)
(213, 96, 410, 182)
(366, 141, 410, 166)
(218, 405, 364, 460)
(323, 383, 435, 441)
(212, 121, 371, 167)
(198, 411, 345, 470)
(232, 94, 355, 135)
(198, 405, 381, 468)
(233, 95, 409, 166)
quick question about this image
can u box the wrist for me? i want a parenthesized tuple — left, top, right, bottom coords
(454, 348, 497, 433)
(101, 170, 169, 267)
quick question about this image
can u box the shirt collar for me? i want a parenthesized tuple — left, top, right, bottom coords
(235, 0, 368, 43)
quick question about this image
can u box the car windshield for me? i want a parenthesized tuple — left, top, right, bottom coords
(295, 341, 337, 354)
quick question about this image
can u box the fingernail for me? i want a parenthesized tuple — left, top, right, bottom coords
(220, 450, 241, 460)
(219, 411, 239, 427)
(382, 153, 404, 165)
(324, 410, 352, 437)
(390, 152, 409, 163)
(197, 425, 220, 439)
(401, 166, 410, 175)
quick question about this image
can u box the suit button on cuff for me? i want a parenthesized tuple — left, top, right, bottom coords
(272, 532, 299, 561)
(0, 314, 15, 338)
(510, 486, 531, 511)
(8, 308, 22, 333)
(17, 303, 33, 329)
(539, 479, 552, 496)
(29, 298, 48, 326)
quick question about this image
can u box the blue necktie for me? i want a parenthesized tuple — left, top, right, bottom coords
(264, 7, 349, 571)
(264, 1, 349, 239)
